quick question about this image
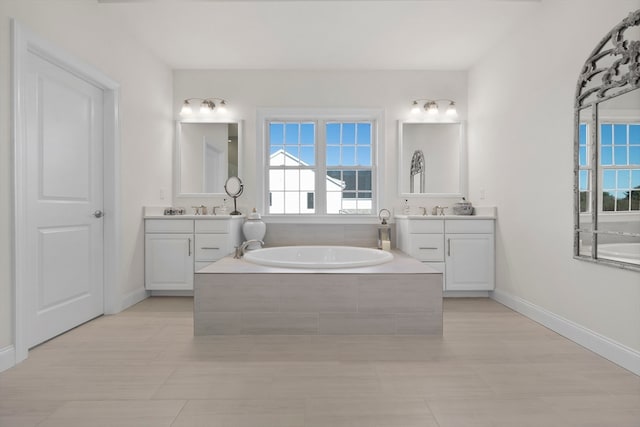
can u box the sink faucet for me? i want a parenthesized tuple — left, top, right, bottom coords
(234, 239, 264, 258)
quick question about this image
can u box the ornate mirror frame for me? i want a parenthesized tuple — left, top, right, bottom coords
(574, 9, 640, 271)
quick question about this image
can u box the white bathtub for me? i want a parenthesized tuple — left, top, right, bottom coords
(243, 245, 393, 269)
(598, 243, 640, 264)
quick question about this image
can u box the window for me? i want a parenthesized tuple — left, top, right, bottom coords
(578, 122, 640, 213)
(600, 123, 640, 212)
(264, 116, 376, 215)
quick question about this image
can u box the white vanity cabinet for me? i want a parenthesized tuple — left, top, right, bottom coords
(396, 216, 495, 292)
(144, 216, 243, 291)
(444, 220, 495, 291)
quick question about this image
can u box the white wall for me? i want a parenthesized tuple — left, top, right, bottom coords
(468, 0, 640, 353)
(0, 1, 173, 350)
(173, 70, 469, 214)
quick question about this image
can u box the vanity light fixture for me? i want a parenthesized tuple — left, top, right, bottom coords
(180, 97, 228, 116)
(411, 99, 457, 116)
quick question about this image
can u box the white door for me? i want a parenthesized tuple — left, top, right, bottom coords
(23, 50, 105, 348)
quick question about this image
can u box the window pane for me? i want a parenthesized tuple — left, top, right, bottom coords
(359, 191, 372, 199)
(579, 146, 587, 166)
(600, 124, 612, 145)
(614, 124, 627, 145)
(603, 191, 615, 211)
(579, 191, 589, 213)
(306, 192, 315, 210)
(327, 146, 340, 166)
(269, 169, 285, 191)
(579, 170, 589, 191)
(341, 146, 356, 166)
(617, 170, 630, 189)
(601, 146, 613, 165)
(326, 123, 340, 144)
(343, 191, 356, 199)
(579, 123, 587, 146)
(632, 170, 640, 188)
(358, 170, 372, 191)
(269, 191, 284, 214)
(615, 191, 629, 211)
(284, 169, 300, 191)
(300, 123, 315, 145)
(300, 146, 315, 166)
(343, 171, 356, 190)
(283, 147, 300, 165)
(629, 146, 640, 165)
(270, 123, 284, 144)
(357, 146, 372, 166)
(603, 170, 616, 189)
(614, 146, 628, 165)
(285, 123, 299, 144)
(299, 169, 315, 191)
(342, 123, 356, 144)
(357, 123, 371, 145)
(270, 146, 284, 165)
(631, 191, 640, 210)
(630, 125, 640, 144)
(283, 192, 301, 214)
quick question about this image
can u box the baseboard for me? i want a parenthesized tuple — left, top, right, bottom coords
(0, 345, 16, 373)
(491, 289, 640, 376)
(150, 290, 194, 297)
(117, 287, 149, 313)
(444, 290, 490, 298)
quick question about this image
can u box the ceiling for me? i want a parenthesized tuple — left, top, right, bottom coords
(96, 0, 541, 70)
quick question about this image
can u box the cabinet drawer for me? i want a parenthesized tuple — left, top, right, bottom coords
(409, 234, 444, 261)
(408, 219, 444, 233)
(195, 220, 231, 234)
(145, 219, 193, 233)
(445, 219, 494, 234)
(195, 234, 231, 261)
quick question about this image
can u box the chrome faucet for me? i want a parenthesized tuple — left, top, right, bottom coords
(234, 239, 264, 258)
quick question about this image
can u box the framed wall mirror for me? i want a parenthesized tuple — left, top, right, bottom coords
(398, 121, 467, 197)
(175, 121, 242, 197)
(574, 10, 640, 271)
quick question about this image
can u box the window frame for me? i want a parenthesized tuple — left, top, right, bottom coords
(257, 108, 385, 222)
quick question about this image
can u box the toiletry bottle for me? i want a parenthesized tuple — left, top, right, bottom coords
(402, 199, 410, 214)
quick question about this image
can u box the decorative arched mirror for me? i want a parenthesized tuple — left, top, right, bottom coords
(574, 9, 640, 270)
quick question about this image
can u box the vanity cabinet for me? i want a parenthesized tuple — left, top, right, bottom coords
(144, 217, 243, 291)
(397, 217, 495, 292)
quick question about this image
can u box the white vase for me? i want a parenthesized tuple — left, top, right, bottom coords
(242, 208, 266, 250)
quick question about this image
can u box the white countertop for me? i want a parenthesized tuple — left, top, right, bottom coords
(394, 214, 496, 220)
(196, 249, 440, 275)
(145, 214, 245, 220)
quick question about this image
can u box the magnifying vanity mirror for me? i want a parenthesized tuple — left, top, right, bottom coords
(174, 121, 242, 197)
(398, 121, 467, 196)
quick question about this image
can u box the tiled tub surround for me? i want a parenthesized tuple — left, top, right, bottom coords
(195, 251, 442, 335)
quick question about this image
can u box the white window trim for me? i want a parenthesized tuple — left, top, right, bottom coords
(256, 107, 385, 221)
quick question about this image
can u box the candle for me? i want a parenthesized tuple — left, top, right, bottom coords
(382, 241, 391, 252)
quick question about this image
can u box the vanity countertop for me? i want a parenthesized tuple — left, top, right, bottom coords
(394, 214, 496, 220)
(144, 214, 245, 220)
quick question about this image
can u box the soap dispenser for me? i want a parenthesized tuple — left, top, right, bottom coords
(242, 208, 266, 250)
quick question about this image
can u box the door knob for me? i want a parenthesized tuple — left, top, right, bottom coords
(93, 210, 104, 218)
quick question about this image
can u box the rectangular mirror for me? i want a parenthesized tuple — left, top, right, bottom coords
(175, 121, 242, 197)
(398, 121, 466, 196)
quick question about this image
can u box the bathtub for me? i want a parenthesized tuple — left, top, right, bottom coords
(598, 243, 640, 264)
(243, 245, 393, 269)
(194, 249, 443, 335)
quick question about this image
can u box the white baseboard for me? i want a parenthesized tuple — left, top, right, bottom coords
(491, 289, 640, 376)
(0, 345, 16, 373)
(150, 290, 194, 297)
(116, 287, 149, 313)
(444, 290, 490, 298)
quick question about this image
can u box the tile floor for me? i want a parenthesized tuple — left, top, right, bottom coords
(0, 297, 639, 426)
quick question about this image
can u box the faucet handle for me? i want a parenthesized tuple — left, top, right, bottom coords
(418, 207, 427, 216)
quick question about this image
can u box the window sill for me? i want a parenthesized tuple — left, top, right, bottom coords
(262, 215, 383, 225)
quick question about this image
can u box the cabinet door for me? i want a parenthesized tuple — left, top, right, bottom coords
(445, 233, 494, 291)
(145, 233, 193, 290)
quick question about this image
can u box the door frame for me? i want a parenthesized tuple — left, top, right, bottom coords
(12, 20, 121, 363)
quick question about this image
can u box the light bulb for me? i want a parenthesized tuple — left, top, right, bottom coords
(217, 100, 227, 114)
(180, 100, 192, 116)
(411, 101, 420, 114)
(200, 100, 214, 114)
(426, 101, 438, 114)
(446, 101, 457, 116)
